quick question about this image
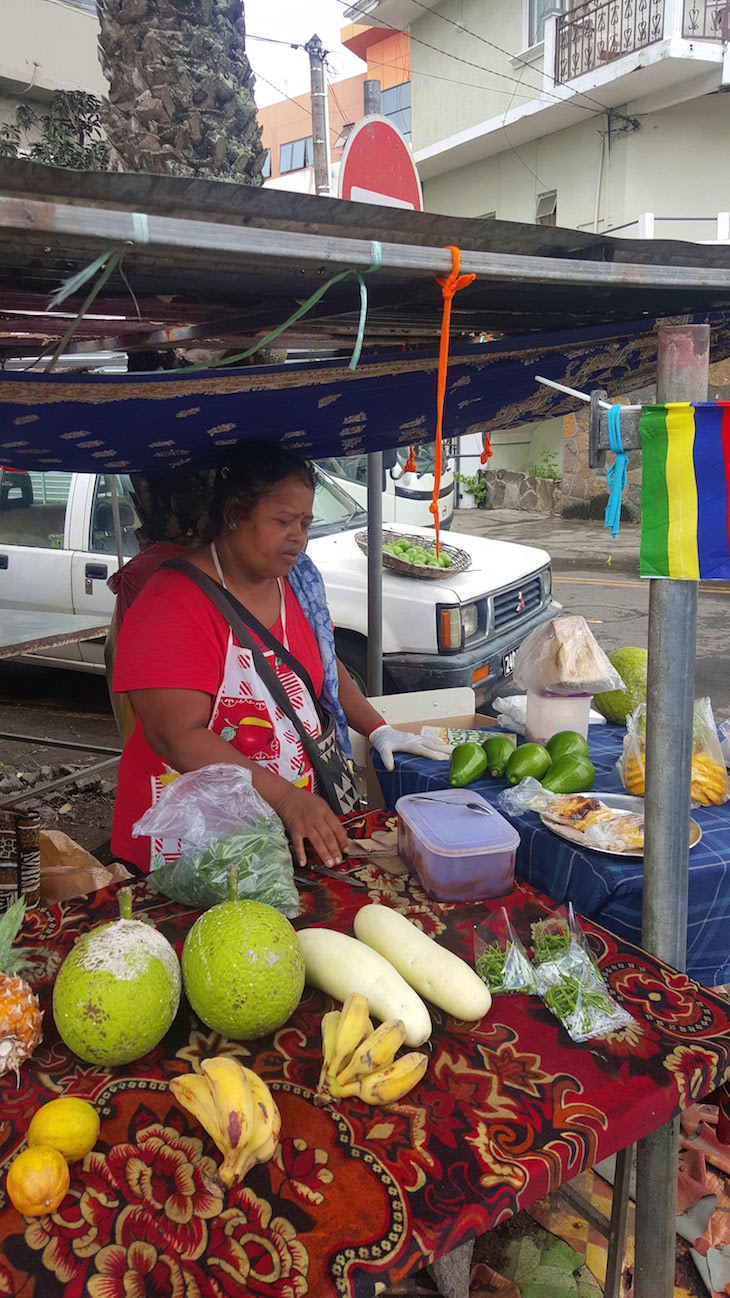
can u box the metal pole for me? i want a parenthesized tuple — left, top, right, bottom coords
(363, 80, 382, 116)
(109, 472, 125, 571)
(362, 80, 383, 697)
(634, 323, 709, 1298)
(305, 35, 330, 197)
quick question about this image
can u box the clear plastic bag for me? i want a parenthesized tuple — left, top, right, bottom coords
(513, 615, 625, 697)
(473, 907, 537, 995)
(493, 695, 606, 736)
(133, 764, 300, 915)
(583, 812, 644, 853)
(531, 905, 633, 1043)
(691, 697, 730, 806)
(619, 699, 730, 806)
(721, 718, 730, 770)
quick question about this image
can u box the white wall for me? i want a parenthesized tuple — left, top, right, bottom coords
(0, 0, 107, 99)
(411, 0, 527, 154)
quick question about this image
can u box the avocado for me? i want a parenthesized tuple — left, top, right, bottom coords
(546, 730, 590, 763)
(505, 743, 552, 786)
(449, 742, 489, 788)
(541, 755, 596, 794)
(483, 733, 517, 778)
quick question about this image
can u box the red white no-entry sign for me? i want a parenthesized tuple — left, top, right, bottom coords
(338, 114, 423, 212)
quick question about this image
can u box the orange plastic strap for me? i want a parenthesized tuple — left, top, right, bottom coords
(431, 246, 476, 555)
(480, 431, 493, 464)
(404, 446, 417, 473)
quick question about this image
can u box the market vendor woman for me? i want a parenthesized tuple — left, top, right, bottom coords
(111, 443, 448, 871)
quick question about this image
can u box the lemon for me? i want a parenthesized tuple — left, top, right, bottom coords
(28, 1097, 100, 1164)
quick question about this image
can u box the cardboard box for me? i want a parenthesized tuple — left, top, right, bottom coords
(365, 712, 497, 810)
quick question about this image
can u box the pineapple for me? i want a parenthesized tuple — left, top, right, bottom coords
(0, 897, 42, 1081)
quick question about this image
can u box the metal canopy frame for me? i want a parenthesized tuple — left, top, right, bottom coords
(0, 162, 721, 1298)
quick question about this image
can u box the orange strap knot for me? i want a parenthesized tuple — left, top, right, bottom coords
(480, 431, 493, 464)
(430, 246, 476, 556)
(404, 446, 417, 474)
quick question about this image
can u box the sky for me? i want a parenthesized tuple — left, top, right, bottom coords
(244, 0, 368, 107)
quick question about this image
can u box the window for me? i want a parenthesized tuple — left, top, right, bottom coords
(333, 123, 354, 150)
(279, 136, 313, 174)
(536, 190, 557, 226)
(382, 82, 411, 140)
(0, 469, 71, 549)
(261, 149, 271, 179)
(528, 0, 566, 46)
(90, 475, 140, 557)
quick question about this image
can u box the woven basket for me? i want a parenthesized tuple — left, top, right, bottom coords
(355, 529, 471, 580)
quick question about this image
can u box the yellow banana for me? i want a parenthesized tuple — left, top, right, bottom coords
(330, 993, 372, 1078)
(170, 1073, 226, 1153)
(317, 1009, 341, 1094)
(343, 1051, 429, 1106)
(335, 1019, 406, 1087)
(234, 1068, 281, 1182)
(201, 1057, 254, 1183)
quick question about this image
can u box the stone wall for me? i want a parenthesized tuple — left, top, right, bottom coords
(97, 0, 265, 181)
(480, 467, 561, 515)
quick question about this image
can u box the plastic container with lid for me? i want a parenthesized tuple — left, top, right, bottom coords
(396, 788, 520, 903)
(525, 688, 591, 746)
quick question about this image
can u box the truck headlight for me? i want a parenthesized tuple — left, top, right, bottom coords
(461, 603, 479, 639)
(541, 567, 552, 599)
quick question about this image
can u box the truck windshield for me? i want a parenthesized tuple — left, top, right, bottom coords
(311, 468, 366, 537)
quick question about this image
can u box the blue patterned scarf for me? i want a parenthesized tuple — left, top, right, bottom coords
(289, 554, 352, 760)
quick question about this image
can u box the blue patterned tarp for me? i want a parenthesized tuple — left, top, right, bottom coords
(3, 313, 729, 473)
(373, 723, 730, 988)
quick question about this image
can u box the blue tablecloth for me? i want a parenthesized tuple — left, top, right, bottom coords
(373, 723, 730, 987)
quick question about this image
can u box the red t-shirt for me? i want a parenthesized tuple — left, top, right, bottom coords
(111, 568, 324, 870)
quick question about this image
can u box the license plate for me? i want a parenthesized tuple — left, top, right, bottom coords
(502, 649, 516, 677)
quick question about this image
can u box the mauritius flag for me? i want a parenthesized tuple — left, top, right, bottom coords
(640, 402, 730, 581)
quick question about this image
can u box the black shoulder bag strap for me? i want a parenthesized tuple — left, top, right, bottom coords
(161, 557, 330, 778)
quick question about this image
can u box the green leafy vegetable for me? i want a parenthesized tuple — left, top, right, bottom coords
(544, 975, 615, 1036)
(148, 817, 299, 915)
(532, 920, 571, 966)
(476, 943, 508, 992)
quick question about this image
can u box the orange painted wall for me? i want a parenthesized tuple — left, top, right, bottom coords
(257, 29, 411, 181)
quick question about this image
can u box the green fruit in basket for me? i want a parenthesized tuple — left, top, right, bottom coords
(439, 553, 453, 568)
(546, 730, 590, 762)
(483, 733, 517, 777)
(541, 755, 596, 794)
(505, 743, 552, 786)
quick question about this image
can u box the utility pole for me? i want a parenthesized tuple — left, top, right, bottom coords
(365, 77, 384, 696)
(305, 34, 330, 197)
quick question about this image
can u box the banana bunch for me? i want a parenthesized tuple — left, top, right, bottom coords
(314, 992, 428, 1108)
(170, 1057, 281, 1188)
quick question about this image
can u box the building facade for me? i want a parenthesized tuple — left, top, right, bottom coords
(0, 0, 106, 132)
(257, 24, 411, 195)
(353, 0, 730, 516)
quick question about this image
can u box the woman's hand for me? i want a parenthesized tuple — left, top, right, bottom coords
(272, 784, 350, 868)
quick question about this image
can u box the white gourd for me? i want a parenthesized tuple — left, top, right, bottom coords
(297, 927, 432, 1048)
(353, 904, 492, 1022)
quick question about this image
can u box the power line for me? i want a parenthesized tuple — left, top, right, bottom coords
(254, 70, 345, 148)
(333, 0, 607, 122)
(247, 33, 306, 50)
(387, 0, 613, 118)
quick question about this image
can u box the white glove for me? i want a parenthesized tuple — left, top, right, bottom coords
(369, 724, 452, 773)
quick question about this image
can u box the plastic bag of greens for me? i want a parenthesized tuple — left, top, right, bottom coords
(531, 904, 633, 1042)
(133, 764, 299, 916)
(473, 907, 537, 995)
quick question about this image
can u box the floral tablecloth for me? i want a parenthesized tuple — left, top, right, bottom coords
(2, 809, 730, 1298)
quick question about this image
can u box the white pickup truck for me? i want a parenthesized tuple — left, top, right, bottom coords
(0, 466, 560, 706)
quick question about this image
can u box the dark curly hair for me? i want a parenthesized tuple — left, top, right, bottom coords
(203, 441, 316, 541)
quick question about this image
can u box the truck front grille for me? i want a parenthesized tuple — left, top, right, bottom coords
(492, 576, 543, 633)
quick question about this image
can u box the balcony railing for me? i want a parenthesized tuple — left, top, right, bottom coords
(556, 0, 665, 84)
(683, 1, 730, 39)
